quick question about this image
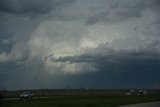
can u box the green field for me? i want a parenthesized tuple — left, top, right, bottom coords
(1, 89, 160, 107)
(1, 95, 160, 107)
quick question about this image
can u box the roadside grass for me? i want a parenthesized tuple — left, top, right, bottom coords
(0, 95, 160, 107)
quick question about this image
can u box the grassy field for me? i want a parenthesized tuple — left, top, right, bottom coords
(1, 95, 160, 107)
(1, 89, 160, 107)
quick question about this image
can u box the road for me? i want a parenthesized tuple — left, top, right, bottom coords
(120, 101, 160, 107)
(2, 97, 52, 101)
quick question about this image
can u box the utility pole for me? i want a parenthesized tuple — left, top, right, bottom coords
(3, 87, 6, 97)
(34, 75, 36, 90)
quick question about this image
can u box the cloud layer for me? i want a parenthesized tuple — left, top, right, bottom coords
(0, 0, 160, 90)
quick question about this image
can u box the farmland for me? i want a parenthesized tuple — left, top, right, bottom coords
(0, 89, 160, 107)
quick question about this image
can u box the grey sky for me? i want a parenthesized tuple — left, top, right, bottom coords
(0, 0, 160, 90)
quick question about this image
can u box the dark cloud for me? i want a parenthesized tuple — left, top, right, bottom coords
(86, 12, 109, 25)
(0, 42, 13, 53)
(1, 49, 160, 89)
(0, 0, 160, 90)
(46, 43, 160, 64)
(0, 62, 18, 88)
(85, 0, 160, 25)
(0, 0, 51, 14)
(0, 0, 75, 18)
(43, 49, 160, 89)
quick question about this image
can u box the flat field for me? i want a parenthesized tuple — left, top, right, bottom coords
(1, 94, 160, 107)
(1, 89, 160, 107)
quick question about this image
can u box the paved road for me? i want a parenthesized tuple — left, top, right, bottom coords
(120, 102, 160, 107)
(2, 97, 52, 101)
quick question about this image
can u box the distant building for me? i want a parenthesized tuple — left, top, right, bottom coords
(126, 89, 148, 96)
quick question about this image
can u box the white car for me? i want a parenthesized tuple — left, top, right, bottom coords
(20, 92, 33, 99)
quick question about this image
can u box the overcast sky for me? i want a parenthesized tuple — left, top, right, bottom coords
(0, 0, 160, 90)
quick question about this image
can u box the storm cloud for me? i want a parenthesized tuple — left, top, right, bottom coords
(0, 0, 160, 90)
